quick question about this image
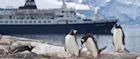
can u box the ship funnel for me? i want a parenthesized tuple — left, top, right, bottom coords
(62, 0, 67, 9)
(19, 0, 37, 9)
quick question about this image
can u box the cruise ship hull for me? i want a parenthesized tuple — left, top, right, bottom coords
(0, 21, 117, 35)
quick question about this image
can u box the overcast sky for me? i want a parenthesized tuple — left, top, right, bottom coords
(0, 0, 89, 10)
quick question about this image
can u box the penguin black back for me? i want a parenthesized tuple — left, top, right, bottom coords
(11, 45, 34, 53)
(81, 33, 99, 50)
(81, 33, 107, 54)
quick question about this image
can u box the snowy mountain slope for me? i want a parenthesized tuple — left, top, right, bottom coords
(78, 0, 140, 25)
(98, 0, 137, 20)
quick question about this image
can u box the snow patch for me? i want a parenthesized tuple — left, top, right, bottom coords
(123, 2, 133, 5)
(31, 42, 64, 54)
(106, 0, 111, 3)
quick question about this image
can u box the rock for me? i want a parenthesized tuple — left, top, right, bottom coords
(1, 35, 140, 59)
(136, 57, 140, 59)
(0, 45, 10, 52)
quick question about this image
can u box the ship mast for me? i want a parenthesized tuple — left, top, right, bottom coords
(62, 0, 67, 9)
(86, 0, 99, 20)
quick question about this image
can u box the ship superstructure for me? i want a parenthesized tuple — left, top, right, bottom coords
(0, 0, 117, 35)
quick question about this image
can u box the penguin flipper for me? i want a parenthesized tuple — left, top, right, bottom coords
(121, 26, 125, 45)
(98, 46, 107, 54)
(79, 46, 83, 55)
(112, 40, 115, 46)
(64, 44, 67, 52)
(122, 34, 125, 45)
(124, 48, 129, 52)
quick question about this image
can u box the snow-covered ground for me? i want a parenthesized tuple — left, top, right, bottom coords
(0, 35, 63, 54)
(1, 35, 140, 59)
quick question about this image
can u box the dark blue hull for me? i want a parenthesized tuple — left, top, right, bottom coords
(0, 21, 117, 35)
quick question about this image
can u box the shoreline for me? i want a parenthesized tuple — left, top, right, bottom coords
(0, 35, 140, 59)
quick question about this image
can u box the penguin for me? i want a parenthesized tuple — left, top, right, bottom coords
(64, 29, 79, 57)
(81, 33, 107, 59)
(113, 24, 129, 53)
(10, 45, 34, 54)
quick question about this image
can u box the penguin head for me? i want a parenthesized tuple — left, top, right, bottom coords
(28, 45, 34, 51)
(114, 24, 122, 28)
(68, 29, 78, 36)
(81, 33, 94, 45)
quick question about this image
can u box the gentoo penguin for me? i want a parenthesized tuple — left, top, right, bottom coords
(64, 29, 79, 57)
(10, 45, 34, 54)
(81, 33, 107, 59)
(113, 24, 129, 53)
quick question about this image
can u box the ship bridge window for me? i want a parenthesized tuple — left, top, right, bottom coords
(69, 20, 72, 22)
(0, 21, 3, 23)
(33, 21, 36, 23)
(15, 21, 18, 23)
(10, 21, 13, 23)
(57, 15, 63, 17)
(5, 21, 8, 23)
(43, 21, 47, 23)
(29, 21, 32, 23)
(0, 15, 2, 19)
(9, 16, 12, 19)
(51, 17, 54, 19)
(48, 21, 51, 23)
(20, 21, 23, 23)
(70, 11, 74, 13)
(21, 17, 24, 19)
(38, 21, 42, 23)
(69, 20, 76, 23)
(77, 17, 81, 19)
(0, 17, 2, 19)
(24, 21, 27, 23)
(44, 13, 54, 15)
(62, 11, 64, 13)
(31, 16, 36, 19)
(27, 17, 30, 19)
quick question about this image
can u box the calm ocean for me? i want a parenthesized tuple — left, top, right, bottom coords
(12, 25, 140, 52)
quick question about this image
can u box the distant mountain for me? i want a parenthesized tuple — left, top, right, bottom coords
(74, 0, 140, 25)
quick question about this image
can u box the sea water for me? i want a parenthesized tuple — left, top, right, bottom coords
(12, 25, 140, 52)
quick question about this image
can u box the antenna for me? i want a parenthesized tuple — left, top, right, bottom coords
(86, 0, 100, 20)
(62, 0, 67, 9)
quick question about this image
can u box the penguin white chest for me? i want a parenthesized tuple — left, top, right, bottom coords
(85, 38, 98, 57)
(65, 35, 79, 56)
(113, 29, 124, 50)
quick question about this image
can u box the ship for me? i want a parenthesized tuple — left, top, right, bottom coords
(0, 0, 117, 35)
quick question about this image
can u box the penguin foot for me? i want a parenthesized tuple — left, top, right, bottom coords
(70, 55, 78, 59)
(116, 49, 124, 53)
(73, 56, 78, 59)
(124, 48, 130, 53)
(92, 56, 95, 59)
